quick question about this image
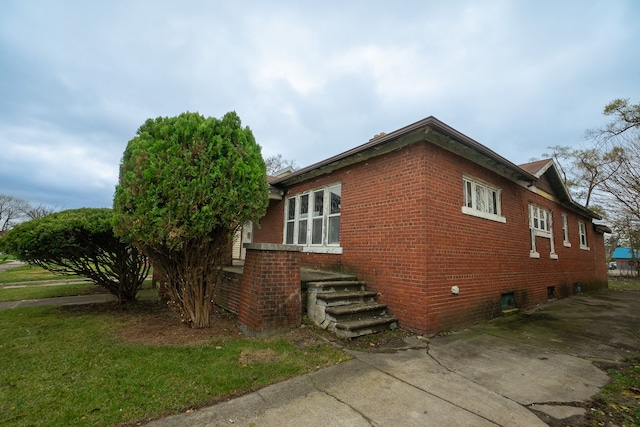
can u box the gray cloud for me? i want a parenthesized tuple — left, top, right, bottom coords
(0, 0, 638, 209)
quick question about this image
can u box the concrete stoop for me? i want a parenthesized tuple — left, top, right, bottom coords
(307, 280, 397, 338)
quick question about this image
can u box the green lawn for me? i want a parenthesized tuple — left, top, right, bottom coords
(0, 264, 154, 301)
(0, 264, 75, 284)
(588, 356, 640, 426)
(0, 305, 346, 426)
(0, 282, 102, 302)
(608, 275, 640, 291)
(0, 253, 16, 264)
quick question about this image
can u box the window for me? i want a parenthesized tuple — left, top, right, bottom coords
(561, 213, 571, 247)
(328, 185, 341, 244)
(298, 194, 309, 244)
(311, 190, 324, 244)
(578, 221, 589, 250)
(285, 197, 295, 245)
(284, 183, 342, 253)
(461, 176, 505, 223)
(530, 205, 551, 236)
(529, 204, 557, 259)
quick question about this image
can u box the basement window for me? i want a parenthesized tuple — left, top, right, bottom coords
(547, 286, 555, 300)
(501, 293, 516, 311)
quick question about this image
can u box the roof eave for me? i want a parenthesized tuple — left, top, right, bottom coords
(270, 116, 537, 187)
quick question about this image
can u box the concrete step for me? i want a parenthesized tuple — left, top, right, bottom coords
(325, 302, 388, 322)
(315, 290, 378, 307)
(307, 280, 366, 294)
(334, 316, 398, 339)
(306, 276, 398, 339)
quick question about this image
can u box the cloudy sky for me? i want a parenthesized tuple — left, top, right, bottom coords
(1, 1, 639, 209)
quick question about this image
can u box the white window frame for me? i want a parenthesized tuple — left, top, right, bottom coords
(578, 221, 589, 250)
(529, 204, 557, 259)
(561, 213, 571, 247)
(461, 176, 506, 223)
(284, 183, 342, 254)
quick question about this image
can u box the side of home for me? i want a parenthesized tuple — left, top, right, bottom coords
(252, 117, 608, 334)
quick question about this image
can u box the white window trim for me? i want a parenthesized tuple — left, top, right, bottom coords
(284, 183, 342, 254)
(561, 213, 571, 247)
(461, 176, 506, 223)
(529, 204, 557, 259)
(578, 221, 590, 251)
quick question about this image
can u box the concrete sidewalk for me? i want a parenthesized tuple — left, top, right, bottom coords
(0, 260, 25, 272)
(146, 290, 640, 427)
(0, 293, 118, 309)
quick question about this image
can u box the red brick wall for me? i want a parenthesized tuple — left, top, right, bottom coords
(254, 199, 284, 243)
(237, 244, 301, 336)
(215, 269, 243, 314)
(257, 141, 608, 334)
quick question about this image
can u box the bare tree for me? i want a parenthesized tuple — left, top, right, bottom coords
(541, 145, 619, 209)
(20, 203, 56, 220)
(599, 98, 640, 138)
(590, 99, 640, 224)
(0, 195, 28, 233)
(265, 154, 296, 175)
(543, 99, 640, 261)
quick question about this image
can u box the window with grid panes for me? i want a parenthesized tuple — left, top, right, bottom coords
(462, 176, 505, 223)
(284, 184, 341, 250)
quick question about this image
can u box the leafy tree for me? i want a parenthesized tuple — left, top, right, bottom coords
(113, 112, 269, 328)
(0, 208, 149, 303)
(265, 154, 296, 175)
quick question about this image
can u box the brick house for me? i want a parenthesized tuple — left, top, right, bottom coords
(611, 247, 639, 273)
(251, 116, 609, 335)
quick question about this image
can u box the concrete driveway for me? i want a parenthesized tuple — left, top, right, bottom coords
(147, 289, 640, 426)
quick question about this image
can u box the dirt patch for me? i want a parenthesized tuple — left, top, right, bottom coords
(238, 348, 280, 365)
(301, 321, 427, 352)
(116, 307, 240, 346)
(62, 300, 241, 346)
(59, 300, 426, 352)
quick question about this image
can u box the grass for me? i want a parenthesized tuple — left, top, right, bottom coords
(0, 264, 75, 284)
(0, 253, 16, 264)
(0, 282, 101, 302)
(587, 356, 640, 426)
(0, 264, 154, 302)
(608, 275, 640, 291)
(0, 280, 155, 302)
(0, 305, 346, 426)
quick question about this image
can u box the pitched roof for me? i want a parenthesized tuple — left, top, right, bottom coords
(518, 158, 600, 220)
(612, 247, 639, 259)
(519, 159, 554, 177)
(269, 115, 600, 219)
(270, 116, 536, 186)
